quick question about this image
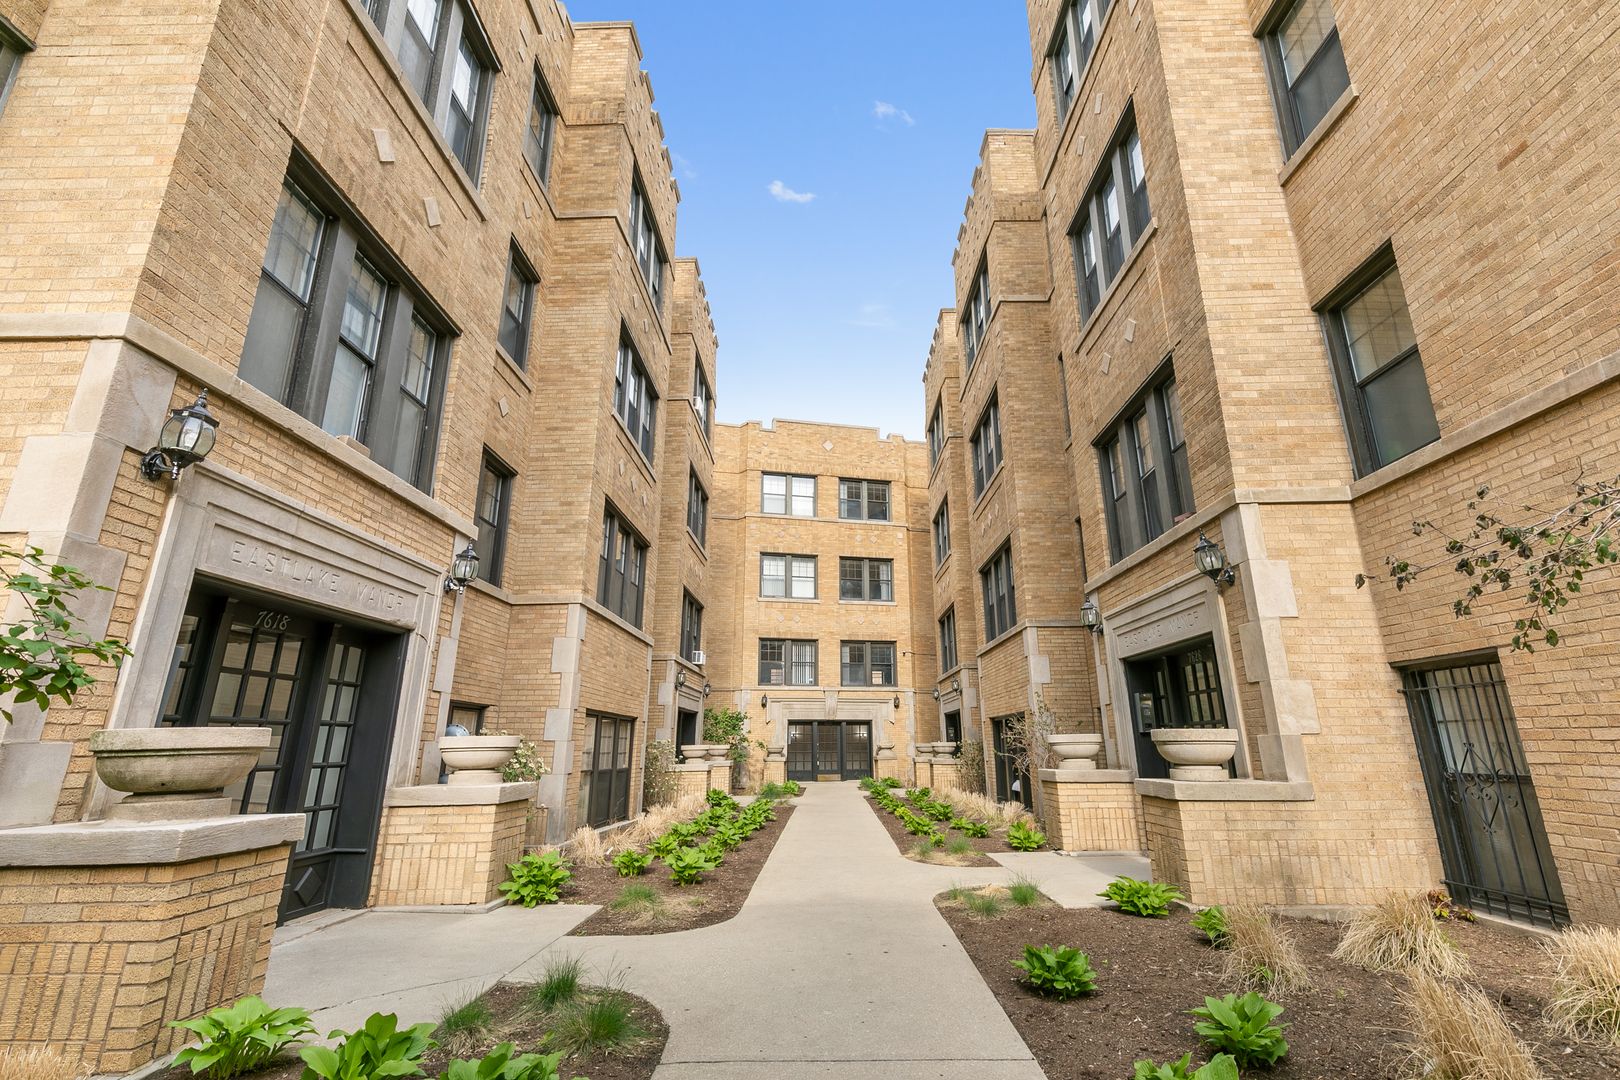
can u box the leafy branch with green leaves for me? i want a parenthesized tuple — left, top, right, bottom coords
(702, 706, 766, 763)
(1355, 473, 1620, 651)
(0, 545, 130, 723)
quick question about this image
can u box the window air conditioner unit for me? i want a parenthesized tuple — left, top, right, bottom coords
(692, 651, 706, 665)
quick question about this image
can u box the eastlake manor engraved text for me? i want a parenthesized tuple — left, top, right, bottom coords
(227, 539, 409, 617)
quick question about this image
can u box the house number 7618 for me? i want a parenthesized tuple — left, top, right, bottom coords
(254, 610, 291, 631)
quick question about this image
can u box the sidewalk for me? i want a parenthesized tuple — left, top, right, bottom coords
(264, 783, 1149, 1079)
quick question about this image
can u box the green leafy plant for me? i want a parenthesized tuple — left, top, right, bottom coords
(879, 777, 900, 789)
(438, 1041, 564, 1080)
(702, 705, 765, 762)
(910, 786, 933, 801)
(1007, 874, 1043, 907)
(951, 817, 990, 838)
(298, 1012, 437, 1080)
(712, 822, 746, 850)
(498, 851, 572, 907)
(667, 821, 704, 847)
(665, 845, 714, 886)
(498, 734, 548, 783)
(1011, 944, 1097, 1000)
(704, 788, 738, 810)
(1006, 820, 1046, 851)
(647, 832, 681, 858)
(756, 781, 787, 799)
(1133, 1053, 1239, 1080)
(697, 839, 725, 868)
(612, 848, 651, 877)
(782, 780, 804, 795)
(1099, 876, 1185, 917)
(900, 810, 934, 836)
(641, 739, 679, 807)
(527, 955, 583, 1012)
(170, 996, 316, 1079)
(0, 545, 131, 724)
(923, 801, 954, 822)
(1191, 905, 1230, 947)
(1188, 992, 1290, 1068)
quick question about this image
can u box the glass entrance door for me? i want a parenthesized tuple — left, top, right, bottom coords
(785, 722, 872, 781)
(1123, 636, 1229, 780)
(991, 715, 1031, 808)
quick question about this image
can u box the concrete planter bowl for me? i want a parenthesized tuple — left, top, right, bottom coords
(1150, 727, 1240, 781)
(440, 734, 521, 785)
(90, 726, 271, 822)
(680, 744, 710, 761)
(1046, 732, 1104, 771)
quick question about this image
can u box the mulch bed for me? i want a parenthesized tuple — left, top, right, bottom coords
(559, 803, 795, 935)
(863, 789, 1015, 866)
(146, 984, 667, 1080)
(939, 891, 1620, 1079)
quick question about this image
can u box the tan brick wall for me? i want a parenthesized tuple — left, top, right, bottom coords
(1038, 777, 1145, 853)
(369, 800, 529, 908)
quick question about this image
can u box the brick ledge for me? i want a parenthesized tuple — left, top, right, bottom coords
(1136, 778, 1314, 802)
(0, 813, 304, 866)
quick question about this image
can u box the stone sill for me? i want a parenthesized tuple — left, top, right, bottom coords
(1135, 778, 1315, 802)
(671, 762, 712, 773)
(384, 782, 537, 807)
(0, 813, 304, 867)
(1038, 768, 1133, 784)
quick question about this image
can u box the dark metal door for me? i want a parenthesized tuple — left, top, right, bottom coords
(784, 722, 872, 782)
(990, 715, 1031, 808)
(786, 723, 814, 781)
(814, 722, 841, 780)
(841, 724, 871, 781)
(1402, 661, 1568, 927)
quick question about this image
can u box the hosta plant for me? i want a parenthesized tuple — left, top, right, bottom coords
(900, 811, 934, 836)
(1010, 944, 1097, 1000)
(697, 839, 726, 868)
(1188, 992, 1290, 1068)
(1006, 820, 1046, 851)
(612, 848, 651, 877)
(667, 821, 704, 847)
(1133, 1053, 1239, 1080)
(439, 1041, 564, 1080)
(924, 801, 954, 822)
(665, 845, 715, 886)
(952, 817, 990, 838)
(647, 832, 681, 858)
(880, 777, 900, 788)
(1191, 905, 1230, 947)
(1099, 876, 1185, 918)
(705, 788, 738, 810)
(910, 786, 933, 802)
(712, 822, 747, 849)
(783, 780, 804, 795)
(297, 1012, 437, 1080)
(170, 996, 316, 1079)
(498, 851, 572, 907)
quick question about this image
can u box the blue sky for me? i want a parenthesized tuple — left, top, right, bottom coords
(567, 1, 1037, 440)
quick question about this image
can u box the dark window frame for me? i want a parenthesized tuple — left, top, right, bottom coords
(596, 503, 649, 628)
(926, 398, 945, 469)
(679, 592, 703, 661)
(970, 396, 1003, 498)
(838, 557, 894, 602)
(760, 553, 817, 599)
(1094, 360, 1193, 562)
(933, 501, 951, 566)
(961, 260, 990, 372)
(1048, 0, 1113, 125)
(473, 450, 514, 587)
(1068, 104, 1151, 326)
(685, 471, 708, 547)
(0, 17, 31, 119)
(762, 472, 816, 516)
(939, 606, 959, 673)
(692, 361, 713, 442)
(374, 0, 499, 185)
(759, 638, 818, 686)
(840, 640, 896, 687)
(612, 335, 658, 462)
(1258, 0, 1353, 157)
(838, 478, 891, 521)
(522, 64, 559, 187)
(497, 240, 538, 369)
(628, 172, 669, 317)
(448, 702, 487, 735)
(578, 713, 635, 827)
(980, 543, 1018, 643)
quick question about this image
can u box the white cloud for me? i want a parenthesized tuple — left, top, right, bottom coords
(849, 302, 895, 329)
(873, 101, 914, 126)
(768, 180, 815, 204)
(672, 151, 697, 180)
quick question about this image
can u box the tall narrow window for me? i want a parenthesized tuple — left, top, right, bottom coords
(322, 256, 388, 440)
(839, 558, 893, 602)
(473, 453, 513, 586)
(1059, 356, 1073, 439)
(241, 183, 325, 401)
(393, 0, 495, 185)
(761, 554, 817, 599)
(1050, 0, 1109, 125)
(933, 502, 951, 566)
(444, 34, 486, 176)
(838, 479, 890, 521)
(523, 67, 558, 186)
(680, 593, 703, 662)
(497, 244, 537, 368)
(399, 0, 440, 102)
(693, 363, 713, 441)
(962, 262, 990, 371)
(596, 506, 649, 627)
(1262, 0, 1352, 155)
(612, 339, 657, 461)
(761, 473, 816, 516)
(686, 472, 708, 546)
(388, 317, 440, 487)
(980, 544, 1018, 641)
(1050, 16, 1077, 123)
(1162, 379, 1193, 519)
(970, 398, 1003, 497)
(841, 641, 896, 686)
(1096, 367, 1193, 561)
(1323, 257, 1439, 474)
(939, 607, 959, 672)
(1070, 108, 1151, 324)
(628, 178, 669, 315)
(578, 714, 635, 827)
(927, 401, 945, 468)
(0, 23, 29, 120)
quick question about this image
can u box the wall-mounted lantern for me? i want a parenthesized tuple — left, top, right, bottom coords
(702, 680, 712, 698)
(1193, 531, 1236, 587)
(443, 543, 480, 594)
(1079, 599, 1101, 632)
(140, 391, 219, 481)
(675, 669, 687, 686)
(892, 694, 901, 709)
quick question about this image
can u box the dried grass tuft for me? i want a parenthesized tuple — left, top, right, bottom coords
(1403, 971, 1546, 1080)
(0, 1046, 85, 1080)
(1222, 905, 1312, 994)
(567, 826, 607, 865)
(1545, 924, 1620, 1046)
(1332, 893, 1472, 979)
(671, 792, 708, 821)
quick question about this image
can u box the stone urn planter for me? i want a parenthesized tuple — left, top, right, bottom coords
(1046, 733, 1104, 772)
(439, 734, 520, 785)
(1150, 727, 1240, 781)
(679, 744, 710, 762)
(934, 741, 957, 759)
(90, 726, 270, 823)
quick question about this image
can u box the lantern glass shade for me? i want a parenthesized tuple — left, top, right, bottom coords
(1193, 533, 1227, 577)
(450, 543, 480, 587)
(159, 393, 218, 468)
(1079, 599, 1101, 629)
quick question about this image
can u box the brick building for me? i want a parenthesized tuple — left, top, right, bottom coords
(926, 0, 1620, 929)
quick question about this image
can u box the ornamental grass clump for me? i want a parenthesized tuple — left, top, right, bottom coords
(1222, 905, 1312, 994)
(528, 954, 584, 1012)
(1007, 874, 1044, 908)
(0, 1047, 85, 1080)
(1544, 924, 1620, 1046)
(1011, 944, 1097, 1000)
(1403, 971, 1545, 1080)
(434, 992, 492, 1057)
(566, 825, 607, 865)
(1332, 892, 1471, 978)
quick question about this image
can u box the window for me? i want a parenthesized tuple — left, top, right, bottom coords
(578, 714, 634, 827)
(497, 243, 537, 367)
(841, 641, 896, 687)
(1096, 370, 1193, 561)
(933, 501, 951, 566)
(686, 472, 708, 546)
(240, 175, 451, 491)
(596, 506, 649, 627)
(927, 400, 945, 468)
(762, 473, 816, 516)
(1070, 108, 1151, 324)
(981, 544, 1018, 642)
(1050, 0, 1110, 123)
(522, 66, 558, 186)
(473, 452, 513, 586)
(1323, 257, 1439, 474)
(838, 479, 890, 521)
(1059, 356, 1073, 439)
(970, 398, 1003, 497)
(761, 554, 817, 599)
(0, 23, 28, 120)
(448, 703, 486, 735)
(759, 639, 817, 685)
(962, 262, 990, 371)
(1261, 0, 1352, 155)
(385, 0, 495, 184)
(839, 558, 893, 602)
(628, 178, 668, 315)
(692, 363, 713, 441)
(612, 338, 657, 461)
(680, 592, 703, 662)
(939, 607, 959, 673)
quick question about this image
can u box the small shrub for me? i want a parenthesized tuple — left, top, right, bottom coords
(1545, 924, 1620, 1046)
(1006, 820, 1046, 851)
(298, 1012, 437, 1080)
(439, 1041, 563, 1080)
(612, 848, 652, 877)
(169, 996, 315, 1079)
(1007, 874, 1043, 907)
(1332, 893, 1470, 978)
(756, 781, 786, 799)
(1133, 1053, 1238, 1080)
(434, 992, 491, 1057)
(1223, 905, 1311, 994)
(1099, 876, 1184, 918)
(665, 845, 715, 886)
(952, 817, 990, 838)
(1011, 944, 1097, 1000)
(1403, 970, 1545, 1080)
(528, 955, 583, 1011)
(923, 801, 954, 822)
(498, 851, 572, 907)
(550, 991, 644, 1057)
(1188, 992, 1289, 1069)
(1191, 905, 1230, 948)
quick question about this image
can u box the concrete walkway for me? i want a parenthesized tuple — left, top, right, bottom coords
(264, 782, 1148, 1079)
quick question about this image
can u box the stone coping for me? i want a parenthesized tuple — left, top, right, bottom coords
(671, 762, 711, 772)
(383, 782, 537, 807)
(0, 813, 304, 867)
(1135, 778, 1315, 802)
(1038, 768, 1134, 784)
